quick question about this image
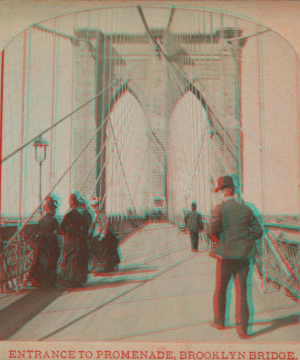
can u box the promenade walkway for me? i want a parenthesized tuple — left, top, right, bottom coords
(0, 223, 299, 342)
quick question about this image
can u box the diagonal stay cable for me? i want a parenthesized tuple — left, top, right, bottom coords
(3, 109, 112, 251)
(39, 250, 201, 341)
(137, 5, 240, 160)
(169, 63, 239, 156)
(92, 135, 150, 212)
(78, 82, 133, 195)
(136, 6, 156, 44)
(129, 79, 165, 156)
(133, 138, 150, 202)
(185, 116, 208, 198)
(3, 59, 152, 249)
(162, 6, 176, 42)
(108, 118, 136, 212)
(166, 60, 196, 178)
(149, 25, 239, 158)
(209, 135, 233, 174)
(1, 73, 127, 164)
(88, 92, 136, 202)
(78, 119, 109, 194)
(163, 58, 209, 198)
(87, 108, 138, 204)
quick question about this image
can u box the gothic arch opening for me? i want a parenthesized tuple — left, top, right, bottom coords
(0, 4, 298, 223)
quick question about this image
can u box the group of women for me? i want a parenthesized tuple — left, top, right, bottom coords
(30, 192, 121, 288)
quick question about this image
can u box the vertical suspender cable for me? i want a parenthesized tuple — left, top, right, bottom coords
(258, 27, 266, 217)
(99, 8, 108, 208)
(209, 11, 214, 209)
(94, 20, 99, 198)
(7, 103, 118, 248)
(170, 61, 188, 174)
(83, 11, 91, 195)
(112, 17, 121, 215)
(108, 102, 137, 214)
(221, 12, 227, 173)
(52, 18, 60, 190)
(168, 63, 188, 210)
(185, 30, 191, 198)
(0, 50, 4, 221)
(19, 33, 27, 220)
(70, 13, 78, 194)
(296, 55, 300, 224)
(235, 17, 244, 190)
(22, 27, 32, 218)
(167, 64, 185, 212)
(257, 25, 267, 291)
(196, 12, 200, 206)
(53, 17, 60, 190)
(107, 8, 113, 212)
(90, 105, 133, 210)
(192, 12, 197, 203)
(115, 23, 122, 216)
(50, 18, 58, 188)
(69, 13, 76, 193)
(187, 14, 192, 203)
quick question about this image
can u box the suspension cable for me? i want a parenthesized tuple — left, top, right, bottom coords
(129, 80, 165, 155)
(133, 138, 150, 202)
(209, 135, 233, 174)
(165, 60, 190, 170)
(108, 118, 136, 212)
(3, 106, 115, 250)
(89, 101, 138, 209)
(1, 67, 136, 164)
(185, 117, 209, 198)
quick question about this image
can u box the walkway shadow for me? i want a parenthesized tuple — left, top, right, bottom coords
(0, 286, 65, 340)
(92, 265, 157, 277)
(250, 313, 299, 338)
(74, 276, 153, 291)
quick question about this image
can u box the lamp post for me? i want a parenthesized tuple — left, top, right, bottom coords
(33, 137, 49, 204)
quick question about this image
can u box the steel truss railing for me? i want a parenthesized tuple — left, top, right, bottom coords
(170, 212, 299, 301)
(0, 70, 151, 292)
(253, 225, 299, 301)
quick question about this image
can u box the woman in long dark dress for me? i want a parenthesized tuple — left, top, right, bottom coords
(90, 210, 121, 273)
(60, 192, 90, 287)
(31, 194, 60, 286)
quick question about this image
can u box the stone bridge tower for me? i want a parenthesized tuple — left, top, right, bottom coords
(71, 16, 246, 211)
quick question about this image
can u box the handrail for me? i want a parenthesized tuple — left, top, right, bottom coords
(199, 215, 300, 233)
(265, 223, 300, 232)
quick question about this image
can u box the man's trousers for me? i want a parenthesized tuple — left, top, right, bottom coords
(190, 231, 199, 250)
(213, 258, 250, 333)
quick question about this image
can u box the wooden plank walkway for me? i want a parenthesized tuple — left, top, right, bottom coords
(0, 223, 299, 342)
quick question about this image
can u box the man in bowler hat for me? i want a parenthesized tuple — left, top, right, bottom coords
(208, 175, 263, 338)
(184, 201, 204, 252)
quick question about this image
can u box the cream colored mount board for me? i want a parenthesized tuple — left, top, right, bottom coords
(0, 0, 299, 359)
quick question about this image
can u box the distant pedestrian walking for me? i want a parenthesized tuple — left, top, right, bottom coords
(184, 201, 204, 252)
(208, 175, 263, 339)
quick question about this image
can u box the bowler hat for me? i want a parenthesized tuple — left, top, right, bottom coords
(215, 175, 235, 193)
